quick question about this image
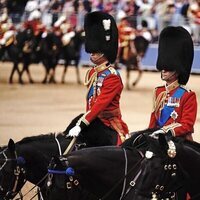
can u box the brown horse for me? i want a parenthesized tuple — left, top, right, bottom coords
(118, 35, 149, 90)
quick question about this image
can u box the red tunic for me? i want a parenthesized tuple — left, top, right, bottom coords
(80, 63, 129, 145)
(148, 80, 197, 140)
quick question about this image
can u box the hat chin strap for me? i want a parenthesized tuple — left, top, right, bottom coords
(161, 71, 177, 83)
(90, 53, 105, 65)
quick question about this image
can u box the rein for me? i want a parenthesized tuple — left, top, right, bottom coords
(99, 148, 145, 200)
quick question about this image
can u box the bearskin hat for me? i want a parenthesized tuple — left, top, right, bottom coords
(84, 11, 118, 63)
(156, 26, 194, 85)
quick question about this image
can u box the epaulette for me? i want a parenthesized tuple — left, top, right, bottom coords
(108, 67, 118, 75)
(180, 85, 191, 92)
(155, 85, 165, 90)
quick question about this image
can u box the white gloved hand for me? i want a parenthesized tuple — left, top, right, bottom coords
(68, 125, 81, 137)
(150, 129, 165, 139)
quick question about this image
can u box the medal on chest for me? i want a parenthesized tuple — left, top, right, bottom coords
(167, 97, 180, 107)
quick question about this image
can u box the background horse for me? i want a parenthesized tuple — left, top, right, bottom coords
(46, 130, 184, 200)
(61, 30, 84, 84)
(39, 31, 62, 84)
(0, 27, 37, 84)
(119, 35, 149, 90)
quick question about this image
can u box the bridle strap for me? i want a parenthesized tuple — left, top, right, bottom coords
(99, 149, 144, 200)
(119, 148, 128, 200)
(0, 149, 26, 199)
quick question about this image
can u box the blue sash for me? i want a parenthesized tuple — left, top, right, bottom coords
(157, 87, 185, 127)
(87, 68, 119, 100)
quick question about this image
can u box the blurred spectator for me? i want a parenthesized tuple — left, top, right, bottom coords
(137, 0, 156, 30)
(0, 0, 7, 15)
(49, 0, 63, 26)
(6, 0, 27, 23)
(180, 0, 190, 24)
(122, 0, 140, 28)
(39, 0, 52, 28)
(188, 0, 200, 44)
(0, 0, 199, 44)
(24, 0, 39, 20)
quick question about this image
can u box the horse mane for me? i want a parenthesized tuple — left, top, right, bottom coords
(18, 132, 63, 145)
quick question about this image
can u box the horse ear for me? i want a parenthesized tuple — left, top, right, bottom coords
(8, 139, 15, 152)
(158, 134, 168, 150)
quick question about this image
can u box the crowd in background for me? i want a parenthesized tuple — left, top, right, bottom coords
(0, 0, 200, 45)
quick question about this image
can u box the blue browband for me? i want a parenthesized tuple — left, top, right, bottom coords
(157, 87, 185, 127)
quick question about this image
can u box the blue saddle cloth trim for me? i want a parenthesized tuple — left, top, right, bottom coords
(157, 87, 185, 127)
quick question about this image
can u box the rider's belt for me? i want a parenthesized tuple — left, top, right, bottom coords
(98, 108, 121, 119)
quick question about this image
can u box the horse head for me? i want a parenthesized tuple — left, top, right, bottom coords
(122, 134, 186, 200)
(46, 155, 87, 200)
(158, 136, 200, 200)
(0, 139, 26, 200)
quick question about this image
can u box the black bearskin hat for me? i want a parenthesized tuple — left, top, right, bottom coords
(84, 11, 118, 63)
(156, 26, 194, 85)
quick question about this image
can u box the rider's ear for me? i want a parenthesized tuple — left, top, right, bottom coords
(8, 139, 15, 152)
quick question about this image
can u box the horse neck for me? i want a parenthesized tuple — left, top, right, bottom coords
(67, 147, 142, 200)
(16, 135, 71, 184)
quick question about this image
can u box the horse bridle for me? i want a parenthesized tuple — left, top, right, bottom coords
(117, 139, 178, 200)
(0, 148, 26, 200)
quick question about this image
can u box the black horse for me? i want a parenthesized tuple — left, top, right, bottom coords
(39, 31, 62, 84)
(0, 133, 75, 200)
(61, 30, 84, 84)
(0, 114, 84, 200)
(156, 135, 200, 200)
(0, 113, 119, 200)
(0, 28, 37, 84)
(17, 27, 37, 84)
(46, 130, 186, 200)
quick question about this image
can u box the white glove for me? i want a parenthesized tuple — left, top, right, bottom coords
(150, 129, 165, 139)
(68, 125, 81, 137)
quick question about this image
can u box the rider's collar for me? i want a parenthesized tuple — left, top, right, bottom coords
(165, 80, 180, 94)
(94, 62, 111, 73)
